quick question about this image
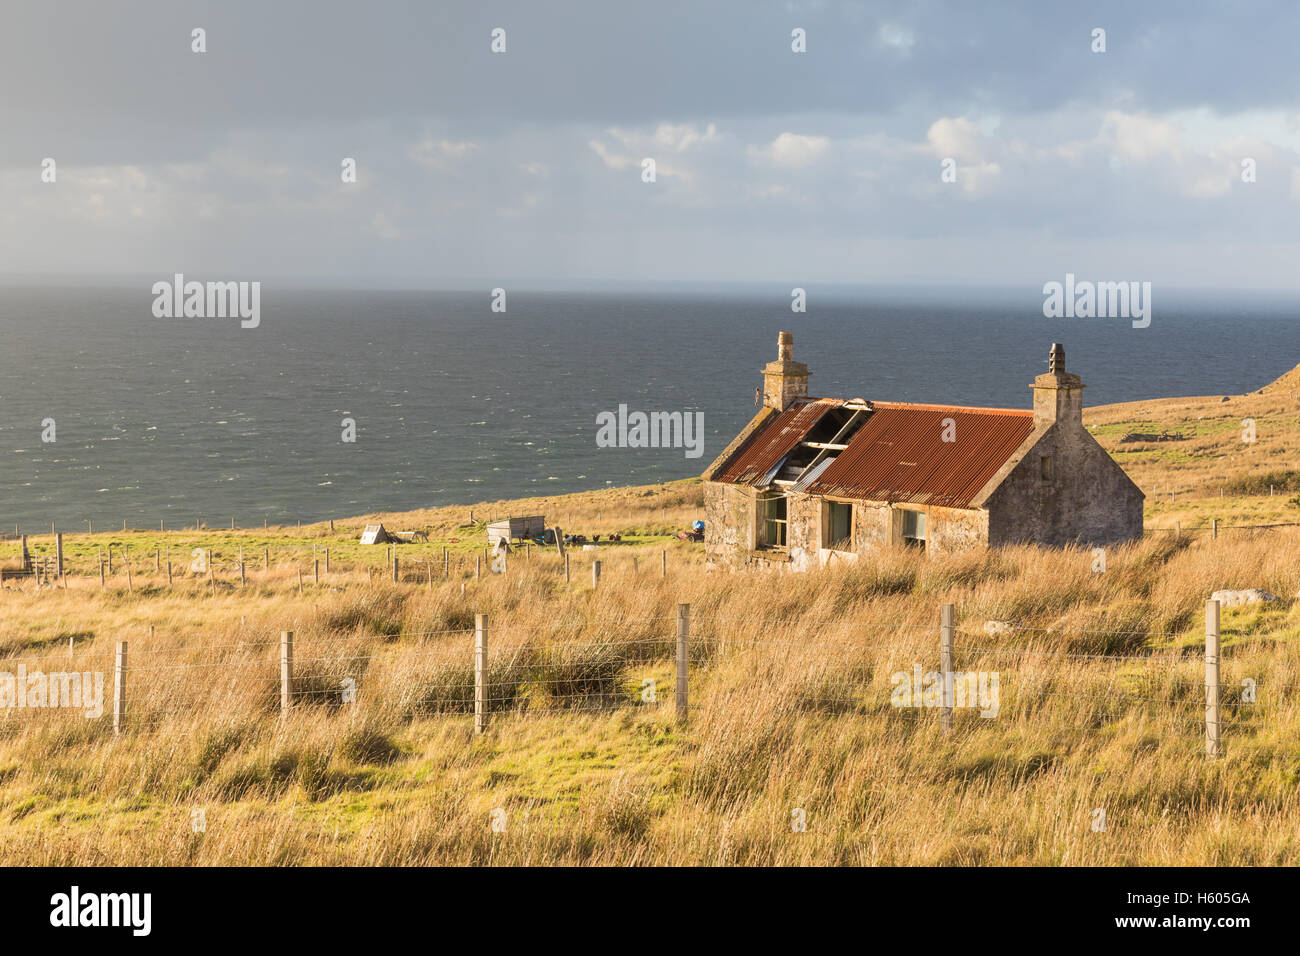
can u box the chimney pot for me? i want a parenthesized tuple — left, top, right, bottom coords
(1049, 342, 1065, 374)
(778, 331, 793, 361)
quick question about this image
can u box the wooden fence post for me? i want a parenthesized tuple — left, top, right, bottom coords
(1211, 518, 1218, 540)
(676, 603, 690, 721)
(314, 557, 320, 584)
(443, 546, 449, 577)
(474, 614, 488, 734)
(592, 559, 601, 589)
(1206, 599, 1222, 758)
(661, 549, 667, 578)
(555, 528, 565, 560)
(632, 556, 639, 575)
(113, 641, 127, 735)
(264, 547, 270, 571)
(325, 548, 330, 573)
(99, 555, 105, 590)
(154, 547, 160, 573)
(297, 569, 304, 595)
(125, 553, 133, 593)
(564, 554, 570, 583)
(240, 547, 246, 586)
(281, 631, 294, 717)
(55, 533, 63, 579)
(940, 604, 955, 734)
(392, 555, 399, 583)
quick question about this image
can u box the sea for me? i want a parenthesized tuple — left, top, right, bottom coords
(1, 282, 1297, 529)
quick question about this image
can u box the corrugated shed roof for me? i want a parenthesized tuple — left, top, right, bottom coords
(807, 402, 1034, 508)
(713, 398, 843, 485)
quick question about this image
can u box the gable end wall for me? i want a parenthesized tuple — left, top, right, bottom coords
(985, 422, 1144, 547)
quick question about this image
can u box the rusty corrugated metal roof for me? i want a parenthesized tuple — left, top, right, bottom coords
(807, 402, 1034, 508)
(713, 398, 843, 485)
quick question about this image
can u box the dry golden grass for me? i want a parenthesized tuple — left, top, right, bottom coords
(1, 518, 1299, 865)
(2, 369, 1299, 866)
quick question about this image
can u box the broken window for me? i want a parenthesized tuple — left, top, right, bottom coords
(825, 501, 852, 550)
(758, 493, 788, 548)
(900, 509, 926, 551)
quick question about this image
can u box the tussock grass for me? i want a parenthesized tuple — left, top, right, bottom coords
(3, 384, 1300, 863)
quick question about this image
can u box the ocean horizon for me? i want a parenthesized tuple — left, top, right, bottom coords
(2, 282, 1297, 529)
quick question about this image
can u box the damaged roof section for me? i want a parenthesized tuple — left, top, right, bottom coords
(710, 398, 1035, 510)
(712, 397, 844, 485)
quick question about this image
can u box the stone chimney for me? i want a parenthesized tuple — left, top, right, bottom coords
(1031, 342, 1084, 427)
(762, 331, 809, 411)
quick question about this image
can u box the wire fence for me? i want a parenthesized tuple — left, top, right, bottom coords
(0, 533, 675, 587)
(0, 599, 1284, 761)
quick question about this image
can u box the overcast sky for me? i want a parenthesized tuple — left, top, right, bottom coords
(3, 0, 1300, 290)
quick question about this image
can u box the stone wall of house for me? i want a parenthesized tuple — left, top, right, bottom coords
(927, 506, 989, 553)
(985, 423, 1144, 547)
(785, 493, 822, 572)
(704, 481, 753, 565)
(707, 483, 1019, 571)
(852, 501, 893, 551)
(850, 501, 988, 555)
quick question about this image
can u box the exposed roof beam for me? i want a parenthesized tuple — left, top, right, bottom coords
(791, 408, 866, 484)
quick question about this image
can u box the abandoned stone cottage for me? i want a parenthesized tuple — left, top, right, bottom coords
(702, 333, 1144, 570)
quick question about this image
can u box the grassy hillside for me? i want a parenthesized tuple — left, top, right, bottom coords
(2, 368, 1300, 865)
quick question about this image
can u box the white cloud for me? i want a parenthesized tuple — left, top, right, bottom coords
(588, 123, 718, 181)
(925, 117, 990, 162)
(588, 138, 635, 171)
(651, 122, 718, 152)
(750, 132, 831, 168)
(1104, 111, 1184, 163)
(409, 138, 479, 169)
(877, 23, 916, 54)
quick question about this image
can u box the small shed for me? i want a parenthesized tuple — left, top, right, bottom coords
(388, 530, 429, 543)
(360, 523, 390, 545)
(486, 515, 545, 546)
